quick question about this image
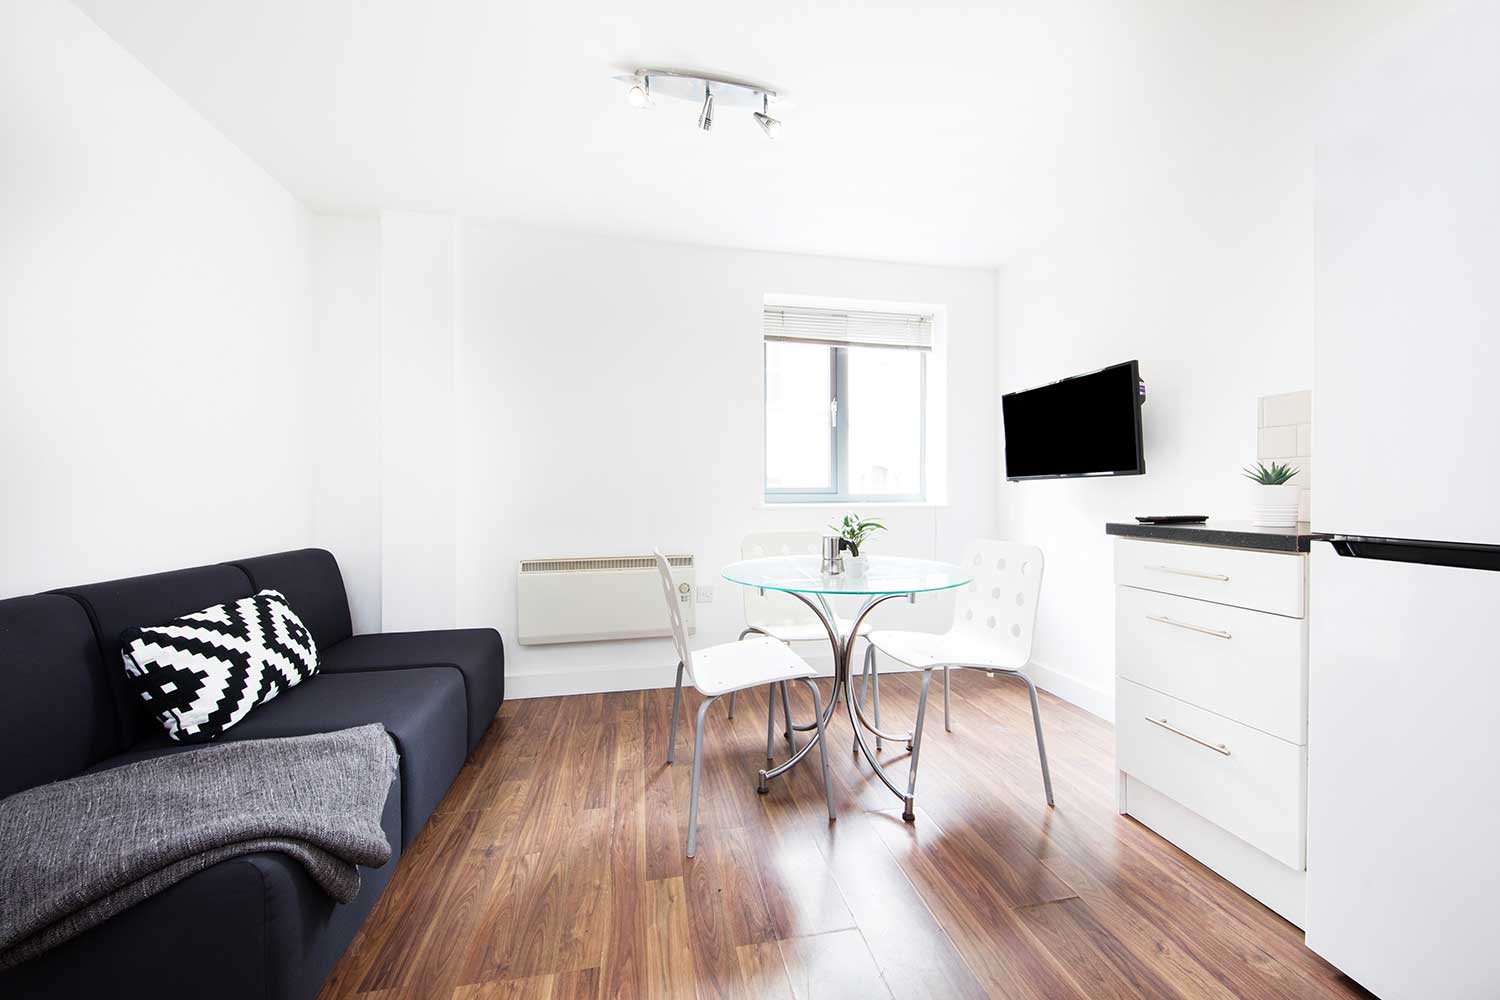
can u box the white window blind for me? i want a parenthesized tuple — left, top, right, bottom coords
(763, 306, 933, 351)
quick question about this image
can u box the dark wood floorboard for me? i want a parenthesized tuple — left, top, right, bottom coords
(318, 672, 1372, 1000)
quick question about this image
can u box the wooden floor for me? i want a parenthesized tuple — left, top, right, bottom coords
(317, 672, 1372, 1000)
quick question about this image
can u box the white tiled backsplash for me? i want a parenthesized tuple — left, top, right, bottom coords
(1257, 389, 1312, 523)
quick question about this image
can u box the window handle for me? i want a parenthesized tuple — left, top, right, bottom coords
(830, 397, 838, 428)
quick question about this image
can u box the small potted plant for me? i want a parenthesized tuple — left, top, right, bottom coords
(1243, 461, 1301, 527)
(830, 513, 886, 575)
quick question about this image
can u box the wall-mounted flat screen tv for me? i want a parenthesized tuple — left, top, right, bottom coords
(1002, 360, 1145, 480)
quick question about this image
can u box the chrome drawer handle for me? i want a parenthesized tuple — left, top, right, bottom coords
(1144, 564, 1229, 582)
(1145, 614, 1232, 640)
(1147, 716, 1231, 756)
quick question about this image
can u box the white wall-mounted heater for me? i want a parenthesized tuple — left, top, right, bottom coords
(517, 554, 695, 645)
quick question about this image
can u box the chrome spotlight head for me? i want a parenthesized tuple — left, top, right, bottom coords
(617, 72, 653, 108)
(754, 111, 781, 138)
(697, 87, 714, 131)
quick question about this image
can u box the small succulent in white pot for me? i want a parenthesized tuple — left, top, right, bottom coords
(1243, 462, 1301, 527)
(830, 513, 886, 574)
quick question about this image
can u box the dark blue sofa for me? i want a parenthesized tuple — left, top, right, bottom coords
(0, 548, 504, 1000)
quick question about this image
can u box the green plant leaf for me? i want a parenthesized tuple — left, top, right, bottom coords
(1243, 460, 1300, 484)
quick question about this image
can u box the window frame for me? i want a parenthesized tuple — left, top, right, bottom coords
(763, 341, 928, 504)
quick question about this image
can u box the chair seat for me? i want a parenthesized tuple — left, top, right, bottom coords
(691, 636, 816, 697)
(866, 628, 1029, 672)
(756, 616, 856, 644)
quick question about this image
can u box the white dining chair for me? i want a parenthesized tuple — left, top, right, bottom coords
(864, 539, 1054, 816)
(728, 531, 860, 747)
(654, 549, 836, 857)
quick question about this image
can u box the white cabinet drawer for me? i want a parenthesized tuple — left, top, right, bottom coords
(1115, 587, 1306, 744)
(1114, 538, 1305, 618)
(1117, 679, 1305, 869)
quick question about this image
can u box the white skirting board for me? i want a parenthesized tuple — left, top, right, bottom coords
(506, 663, 683, 700)
(505, 652, 982, 700)
(507, 656, 851, 700)
(1119, 772, 1306, 927)
(1028, 660, 1113, 722)
(506, 652, 1112, 712)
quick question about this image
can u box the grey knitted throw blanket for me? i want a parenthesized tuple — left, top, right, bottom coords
(0, 723, 398, 969)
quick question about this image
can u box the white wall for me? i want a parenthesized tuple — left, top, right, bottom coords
(379, 212, 459, 631)
(5, 0, 1402, 716)
(0, 0, 312, 596)
(309, 215, 382, 631)
(457, 222, 999, 695)
(311, 214, 1000, 695)
(991, 6, 1346, 718)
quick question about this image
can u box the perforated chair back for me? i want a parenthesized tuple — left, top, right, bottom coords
(654, 549, 695, 685)
(740, 531, 824, 634)
(950, 539, 1045, 665)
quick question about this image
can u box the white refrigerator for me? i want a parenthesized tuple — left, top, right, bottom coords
(1308, 4, 1500, 999)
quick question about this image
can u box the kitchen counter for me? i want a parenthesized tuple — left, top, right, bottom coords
(1105, 519, 1316, 553)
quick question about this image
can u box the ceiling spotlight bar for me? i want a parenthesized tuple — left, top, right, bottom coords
(614, 68, 783, 138)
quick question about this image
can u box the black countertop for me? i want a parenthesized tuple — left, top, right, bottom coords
(1105, 520, 1318, 553)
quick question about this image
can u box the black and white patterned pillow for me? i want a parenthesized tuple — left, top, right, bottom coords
(120, 589, 319, 742)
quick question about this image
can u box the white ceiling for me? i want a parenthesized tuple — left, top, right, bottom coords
(70, 0, 1373, 268)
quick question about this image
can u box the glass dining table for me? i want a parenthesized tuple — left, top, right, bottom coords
(720, 554, 972, 819)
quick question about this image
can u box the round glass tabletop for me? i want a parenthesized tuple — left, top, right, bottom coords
(721, 555, 973, 596)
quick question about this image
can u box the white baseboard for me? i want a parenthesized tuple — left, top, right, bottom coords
(506, 663, 678, 699)
(1027, 660, 1114, 721)
(508, 654, 1111, 712)
(506, 646, 925, 700)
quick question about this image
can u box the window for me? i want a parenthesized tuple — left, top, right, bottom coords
(764, 303, 934, 502)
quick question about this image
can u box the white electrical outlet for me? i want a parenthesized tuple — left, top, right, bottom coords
(697, 585, 714, 604)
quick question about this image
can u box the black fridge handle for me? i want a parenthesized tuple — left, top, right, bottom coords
(1317, 534, 1500, 573)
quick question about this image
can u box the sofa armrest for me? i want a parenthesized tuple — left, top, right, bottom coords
(0, 779, 402, 1000)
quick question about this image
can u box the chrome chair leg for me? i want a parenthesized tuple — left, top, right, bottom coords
(943, 665, 952, 732)
(857, 646, 871, 757)
(857, 644, 885, 752)
(1019, 671, 1055, 806)
(801, 677, 837, 821)
(779, 681, 795, 751)
(686, 695, 717, 858)
(903, 668, 935, 822)
(765, 684, 777, 764)
(667, 660, 684, 764)
(728, 690, 736, 718)
(859, 641, 876, 709)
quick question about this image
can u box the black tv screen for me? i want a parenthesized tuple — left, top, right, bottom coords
(1002, 361, 1145, 480)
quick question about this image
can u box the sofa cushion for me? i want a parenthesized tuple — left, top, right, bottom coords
(0, 776, 401, 1000)
(89, 669, 465, 850)
(321, 628, 504, 752)
(0, 595, 119, 799)
(229, 549, 353, 650)
(120, 589, 320, 742)
(52, 564, 255, 747)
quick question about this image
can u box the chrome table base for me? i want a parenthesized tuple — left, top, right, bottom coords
(754, 591, 926, 819)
